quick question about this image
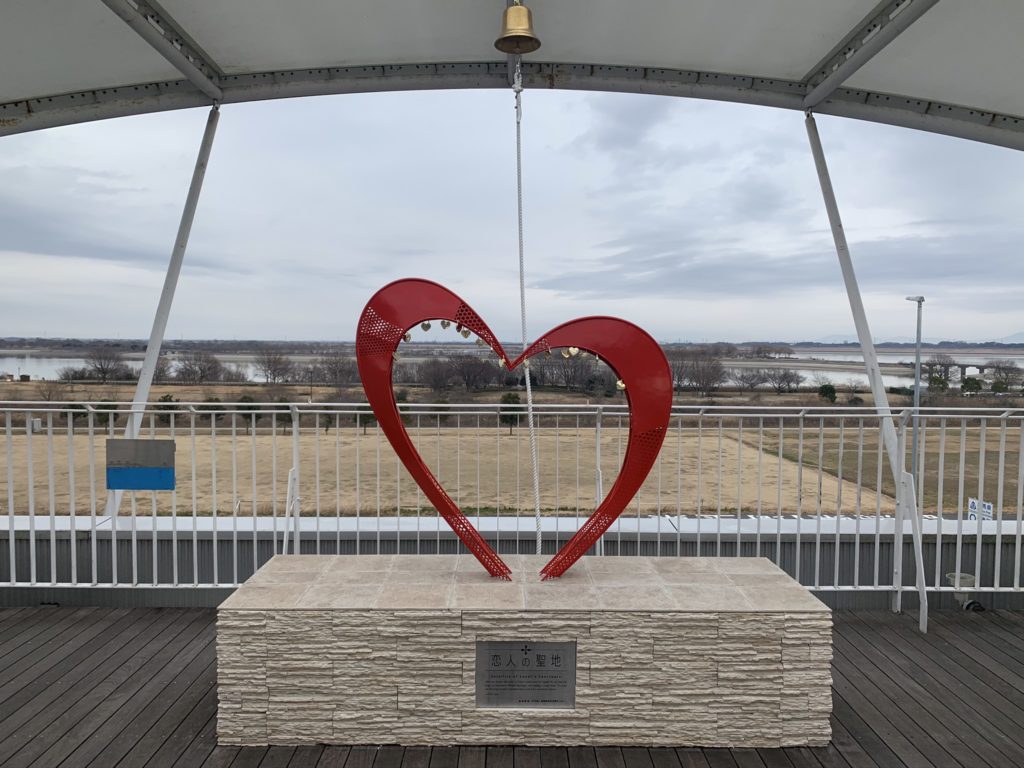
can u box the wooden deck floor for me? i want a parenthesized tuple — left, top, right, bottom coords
(0, 608, 1021, 767)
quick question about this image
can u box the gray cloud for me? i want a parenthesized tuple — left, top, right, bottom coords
(1, 92, 1023, 342)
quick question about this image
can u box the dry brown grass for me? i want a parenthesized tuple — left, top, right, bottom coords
(1, 421, 893, 519)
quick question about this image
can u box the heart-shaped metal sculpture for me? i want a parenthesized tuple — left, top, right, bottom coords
(356, 279, 673, 579)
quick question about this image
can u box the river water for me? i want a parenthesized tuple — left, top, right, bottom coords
(4, 349, 1021, 387)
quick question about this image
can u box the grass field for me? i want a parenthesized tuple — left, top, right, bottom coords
(1, 417, 894, 519)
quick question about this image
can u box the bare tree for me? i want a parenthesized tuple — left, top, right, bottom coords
(666, 351, 689, 392)
(685, 350, 727, 396)
(552, 354, 593, 392)
(924, 353, 957, 384)
(730, 368, 767, 392)
(174, 351, 224, 384)
(988, 359, 1020, 388)
(58, 366, 88, 383)
(153, 355, 172, 383)
(450, 355, 497, 391)
(417, 358, 453, 393)
(255, 350, 295, 384)
(764, 368, 804, 393)
(221, 364, 250, 383)
(85, 347, 129, 382)
(35, 380, 68, 401)
(316, 351, 358, 389)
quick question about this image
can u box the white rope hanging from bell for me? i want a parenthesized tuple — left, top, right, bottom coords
(511, 57, 544, 555)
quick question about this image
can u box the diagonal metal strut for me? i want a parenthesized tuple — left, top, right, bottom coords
(803, 0, 942, 110)
(101, 0, 223, 101)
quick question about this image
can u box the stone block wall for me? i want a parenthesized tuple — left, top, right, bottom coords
(217, 555, 832, 747)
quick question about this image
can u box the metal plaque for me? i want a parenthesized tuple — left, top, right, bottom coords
(475, 641, 576, 708)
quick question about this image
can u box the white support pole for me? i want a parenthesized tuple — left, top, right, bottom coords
(104, 104, 220, 520)
(804, 113, 928, 632)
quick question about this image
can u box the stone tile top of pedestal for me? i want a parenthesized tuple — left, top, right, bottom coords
(219, 555, 827, 614)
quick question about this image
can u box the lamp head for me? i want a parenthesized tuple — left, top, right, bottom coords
(905, 296, 925, 303)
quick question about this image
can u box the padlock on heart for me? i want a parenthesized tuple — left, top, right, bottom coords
(356, 279, 673, 580)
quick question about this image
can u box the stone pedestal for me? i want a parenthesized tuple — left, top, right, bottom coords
(217, 555, 831, 747)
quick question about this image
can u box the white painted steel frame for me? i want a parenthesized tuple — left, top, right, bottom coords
(802, 0, 942, 110)
(103, 104, 220, 525)
(100, 0, 223, 101)
(805, 113, 929, 631)
(1, 61, 1023, 151)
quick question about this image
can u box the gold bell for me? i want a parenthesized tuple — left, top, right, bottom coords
(495, 3, 541, 55)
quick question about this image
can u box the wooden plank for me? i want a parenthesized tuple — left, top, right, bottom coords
(845, 612, 1024, 760)
(826, 714, 885, 768)
(674, 749, 711, 768)
(140, 685, 217, 768)
(882, 611, 1024, 717)
(927, 613, 1024, 679)
(229, 746, 269, 767)
(0, 607, 106, 676)
(488, 747, 514, 768)
(348, 745, 380, 768)
(829, 691, 904, 768)
(831, 638, 974, 768)
(647, 748, 681, 768)
(753, 750, 795, 768)
(431, 747, 460, 768)
(595, 748, 625, 768)
(971, 611, 1024, 655)
(830, 667, 934, 768)
(834, 625, 1001, 766)
(567, 747, 598, 768)
(921, 613, 1024, 690)
(539, 748, 569, 768)
(0, 609, 207, 764)
(458, 747, 486, 768)
(781, 746, 845, 768)
(114, 660, 217, 767)
(404, 747, 432, 768)
(0, 607, 137, 705)
(728, 749, 765, 768)
(316, 746, 351, 768)
(621, 748, 654, 768)
(173, 715, 224, 767)
(701, 749, 739, 768)
(376, 746, 406, 768)
(287, 746, 325, 768)
(0, 607, 28, 629)
(40, 626, 215, 768)
(0, 606, 92, 662)
(515, 747, 541, 768)
(0, 606, 54, 645)
(5, 611, 212, 767)
(258, 746, 296, 767)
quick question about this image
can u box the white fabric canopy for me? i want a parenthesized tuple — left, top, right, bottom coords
(2, 0, 1022, 148)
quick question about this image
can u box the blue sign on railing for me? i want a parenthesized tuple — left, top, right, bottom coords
(106, 439, 176, 491)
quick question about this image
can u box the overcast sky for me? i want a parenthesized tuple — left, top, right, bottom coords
(2, 89, 1023, 345)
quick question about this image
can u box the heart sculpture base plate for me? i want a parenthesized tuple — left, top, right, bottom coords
(218, 554, 832, 747)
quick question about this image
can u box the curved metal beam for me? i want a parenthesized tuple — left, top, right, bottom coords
(1, 60, 1022, 151)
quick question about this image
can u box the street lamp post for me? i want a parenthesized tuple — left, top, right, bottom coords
(906, 296, 925, 481)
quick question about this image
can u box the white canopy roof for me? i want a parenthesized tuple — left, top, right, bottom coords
(2, 0, 1022, 150)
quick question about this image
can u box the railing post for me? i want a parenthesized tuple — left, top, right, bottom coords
(290, 405, 301, 555)
(595, 406, 603, 556)
(894, 413, 908, 613)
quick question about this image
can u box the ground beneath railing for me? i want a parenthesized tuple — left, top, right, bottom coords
(0, 607, 1021, 767)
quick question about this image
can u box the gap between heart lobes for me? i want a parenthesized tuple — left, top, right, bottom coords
(356, 278, 673, 580)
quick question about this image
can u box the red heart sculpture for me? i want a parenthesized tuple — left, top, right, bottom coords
(356, 279, 672, 579)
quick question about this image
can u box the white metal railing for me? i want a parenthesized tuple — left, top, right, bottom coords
(1, 402, 1022, 600)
